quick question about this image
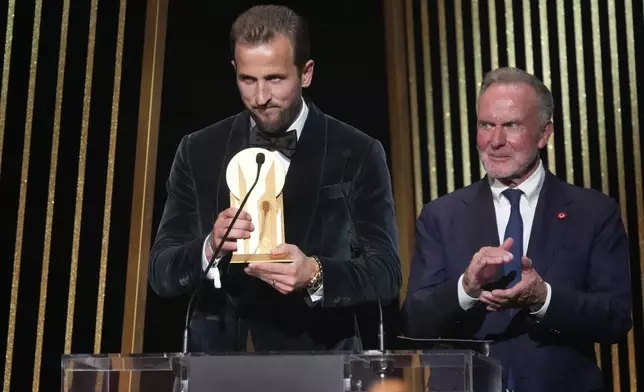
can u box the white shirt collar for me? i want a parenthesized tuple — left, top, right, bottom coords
(249, 97, 308, 141)
(488, 159, 545, 209)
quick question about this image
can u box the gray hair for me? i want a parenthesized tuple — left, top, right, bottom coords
(477, 67, 554, 125)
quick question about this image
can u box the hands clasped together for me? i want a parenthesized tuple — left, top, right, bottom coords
(208, 207, 318, 295)
(462, 238, 548, 312)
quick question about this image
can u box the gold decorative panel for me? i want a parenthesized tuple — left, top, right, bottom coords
(0, 1, 149, 390)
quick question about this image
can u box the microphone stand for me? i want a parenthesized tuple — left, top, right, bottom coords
(338, 151, 389, 387)
(178, 152, 265, 392)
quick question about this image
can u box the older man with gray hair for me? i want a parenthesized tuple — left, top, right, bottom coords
(403, 67, 631, 392)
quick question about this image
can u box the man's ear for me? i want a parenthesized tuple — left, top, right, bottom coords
(537, 121, 554, 149)
(231, 60, 236, 71)
(301, 60, 314, 88)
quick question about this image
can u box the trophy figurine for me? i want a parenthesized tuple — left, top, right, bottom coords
(225, 147, 291, 263)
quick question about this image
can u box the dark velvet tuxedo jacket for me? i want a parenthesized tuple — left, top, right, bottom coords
(149, 102, 402, 353)
(403, 170, 632, 392)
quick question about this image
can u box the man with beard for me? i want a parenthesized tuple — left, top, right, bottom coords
(403, 68, 631, 391)
(149, 5, 401, 353)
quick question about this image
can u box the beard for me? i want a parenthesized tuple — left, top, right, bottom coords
(251, 98, 303, 135)
(479, 148, 540, 181)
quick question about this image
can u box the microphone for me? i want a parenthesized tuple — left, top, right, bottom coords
(182, 152, 265, 354)
(339, 149, 385, 354)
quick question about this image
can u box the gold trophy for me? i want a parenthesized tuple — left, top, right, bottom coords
(225, 147, 291, 263)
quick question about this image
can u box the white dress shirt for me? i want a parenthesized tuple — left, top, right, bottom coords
(457, 160, 552, 318)
(201, 98, 324, 301)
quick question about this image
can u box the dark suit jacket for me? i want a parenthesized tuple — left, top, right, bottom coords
(149, 101, 402, 353)
(403, 170, 632, 392)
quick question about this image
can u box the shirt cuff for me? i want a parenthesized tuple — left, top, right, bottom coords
(529, 282, 552, 319)
(202, 233, 222, 288)
(457, 274, 479, 310)
(307, 284, 324, 302)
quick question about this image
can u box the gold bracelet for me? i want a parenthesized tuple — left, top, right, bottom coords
(308, 255, 323, 289)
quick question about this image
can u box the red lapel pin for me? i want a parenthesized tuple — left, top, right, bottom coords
(557, 212, 567, 220)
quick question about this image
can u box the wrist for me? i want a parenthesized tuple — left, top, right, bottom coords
(205, 233, 215, 258)
(461, 273, 481, 298)
(308, 256, 323, 290)
(529, 280, 548, 311)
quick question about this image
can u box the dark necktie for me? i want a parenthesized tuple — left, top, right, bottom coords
(249, 128, 297, 159)
(502, 188, 523, 288)
(502, 188, 523, 392)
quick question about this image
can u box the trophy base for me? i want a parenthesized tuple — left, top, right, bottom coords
(230, 253, 293, 264)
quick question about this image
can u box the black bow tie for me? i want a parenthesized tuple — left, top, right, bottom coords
(249, 128, 297, 159)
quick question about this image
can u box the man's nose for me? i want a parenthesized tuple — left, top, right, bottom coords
(490, 126, 506, 147)
(255, 82, 271, 106)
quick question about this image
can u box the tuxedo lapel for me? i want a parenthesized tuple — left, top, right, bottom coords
(282, 103, 327, 248)
(215, 112, 250, 215)
(526, 170, 572, 277)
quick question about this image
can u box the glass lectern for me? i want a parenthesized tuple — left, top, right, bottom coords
(61, 350, 501, 391)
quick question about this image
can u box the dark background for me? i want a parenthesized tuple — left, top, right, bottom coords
(0, 1, 147, 391)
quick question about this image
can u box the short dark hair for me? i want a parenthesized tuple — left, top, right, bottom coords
(478, 67, 554, 125)
(230, 5, 310, 71)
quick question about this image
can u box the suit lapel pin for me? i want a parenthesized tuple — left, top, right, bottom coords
(557, 211, 567, 220)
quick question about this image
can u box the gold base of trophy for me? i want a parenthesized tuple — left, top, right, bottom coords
(230, 253, 293, 264)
